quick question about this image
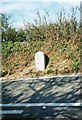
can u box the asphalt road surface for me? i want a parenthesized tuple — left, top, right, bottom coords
(1, 74, 82, 119)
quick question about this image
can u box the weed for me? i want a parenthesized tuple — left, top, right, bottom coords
(1, 7, 80, 78)
(47, 69, 54, 74)
(72, 59, 80, 72)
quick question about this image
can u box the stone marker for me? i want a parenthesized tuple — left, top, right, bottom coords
(35, 51, 45, 71)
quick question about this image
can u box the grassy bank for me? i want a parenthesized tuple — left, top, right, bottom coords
(1, 8, 81, 79)
(1, 37, 80, 79)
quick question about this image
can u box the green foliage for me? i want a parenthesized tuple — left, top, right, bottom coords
(1, 7, 80, 43)
(2, 41, 22, 57)
(1, 14, 17, 42)
(1, 13, 10, 29)
(1, 14, 27, 42)
(16, 29, 27, 42)
(47, 69, 54, 74)
(1, 7, 80, 76)
(2, 41, 13, 56)
(72, 59, 80, 72)
(6, 27, 17, 41)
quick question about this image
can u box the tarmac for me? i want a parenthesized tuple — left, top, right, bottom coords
(1, 74, 82, 119)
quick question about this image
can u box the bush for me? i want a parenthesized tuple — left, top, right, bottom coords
(72, 59, 80, 72)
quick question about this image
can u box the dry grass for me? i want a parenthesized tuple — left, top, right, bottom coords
(1, 7, 80, 80)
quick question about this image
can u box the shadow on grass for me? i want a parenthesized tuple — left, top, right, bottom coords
(45, 54, 49, 69)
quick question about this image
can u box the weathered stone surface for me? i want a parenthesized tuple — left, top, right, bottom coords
(35, 51, 45, 71)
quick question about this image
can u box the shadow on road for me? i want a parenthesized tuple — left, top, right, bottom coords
(1, 76, 82, 119)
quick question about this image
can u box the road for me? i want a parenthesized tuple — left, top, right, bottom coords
(1, 74, 82, 119)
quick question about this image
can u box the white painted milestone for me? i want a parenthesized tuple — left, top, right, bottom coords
(35, 51, 45, 71)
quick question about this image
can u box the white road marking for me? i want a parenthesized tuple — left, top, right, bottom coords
(0, 103, 81, 107)
(0, 110, 23, 114)
(1, 73, 82, 82)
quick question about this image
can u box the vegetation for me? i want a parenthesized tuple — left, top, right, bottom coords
(1, 7, 81, 79)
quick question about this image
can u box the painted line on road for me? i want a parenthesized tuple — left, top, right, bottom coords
(0, 110, 23, 114)
(1, 73, 82, 82)
(0, 103, 82, 107)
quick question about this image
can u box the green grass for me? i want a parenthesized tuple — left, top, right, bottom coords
(1, 7, 81, 78)
(1, 37, 80, 78)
